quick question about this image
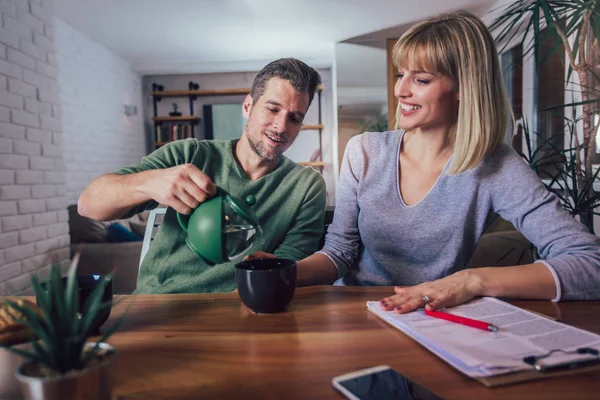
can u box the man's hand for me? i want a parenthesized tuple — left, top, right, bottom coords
(138, 164, 217, 215)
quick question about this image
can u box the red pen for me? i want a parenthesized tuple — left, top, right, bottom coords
(424, 309, 499, 332)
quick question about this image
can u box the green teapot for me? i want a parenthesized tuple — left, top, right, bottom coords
(176, 188, 262, 264)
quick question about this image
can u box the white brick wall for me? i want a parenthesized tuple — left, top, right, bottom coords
(0, 2, 172, 294)
(0, 0, 68, 295)
(54, 18, 145, 205)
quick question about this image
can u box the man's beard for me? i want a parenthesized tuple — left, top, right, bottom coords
(246, 126, 283, 161)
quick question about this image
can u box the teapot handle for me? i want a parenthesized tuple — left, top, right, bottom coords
(176, 186, 227, 234)
(176, 212, 188, 233)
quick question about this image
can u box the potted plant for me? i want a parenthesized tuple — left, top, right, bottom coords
(357, 114, 388, 135)
(490, 0, 600, 232)
(0, 299, 38, 399)
(2, 263, 122, 400)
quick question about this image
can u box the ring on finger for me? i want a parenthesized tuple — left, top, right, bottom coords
(422, 295, 430, 305)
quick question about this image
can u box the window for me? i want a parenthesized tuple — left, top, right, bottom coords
(534, 29, 565, 178)
(501, 44, 523, 151)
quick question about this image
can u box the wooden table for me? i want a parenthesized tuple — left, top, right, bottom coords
(106, 286, 600, 400)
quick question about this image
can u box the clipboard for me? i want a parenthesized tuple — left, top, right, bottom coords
(477, 352, 600, 387)
(366, 300, 600, 387)
(462, 315, 600, 387)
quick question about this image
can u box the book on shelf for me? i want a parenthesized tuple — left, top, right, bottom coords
(155, 124, 194, 143)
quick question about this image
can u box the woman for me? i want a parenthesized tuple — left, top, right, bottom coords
(252, 11, 600, 311)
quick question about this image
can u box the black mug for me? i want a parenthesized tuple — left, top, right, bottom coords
(235, 258, 296, 313)
(38, 275, 113, 334)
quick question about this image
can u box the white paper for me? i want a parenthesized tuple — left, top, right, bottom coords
(367, 297, 600, 377)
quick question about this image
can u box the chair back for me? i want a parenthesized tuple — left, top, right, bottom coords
(318, 206, 335, 250)
(139, 208, 167, 273)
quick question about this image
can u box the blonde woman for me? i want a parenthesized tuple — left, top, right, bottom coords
(251, 11, 600, 311)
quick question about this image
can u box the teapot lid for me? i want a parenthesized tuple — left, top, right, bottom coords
(224, 193, 259, 226)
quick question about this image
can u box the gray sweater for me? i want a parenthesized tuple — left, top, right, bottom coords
(320, 131, 600, 301)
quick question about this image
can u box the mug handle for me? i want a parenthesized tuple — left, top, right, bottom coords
(176, 212, 188, 233)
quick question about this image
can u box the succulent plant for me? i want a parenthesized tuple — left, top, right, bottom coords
(2, 263, 121, 377)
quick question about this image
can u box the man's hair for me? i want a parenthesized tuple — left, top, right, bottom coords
(250, 58, 322, 106)
(392, 11, 513, 175)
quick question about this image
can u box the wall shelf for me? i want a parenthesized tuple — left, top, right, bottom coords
(151, 85, 323, 99)
(151, 88, 251, 98)
(300, 124, 324, 130)
(152, 116, 200, 123)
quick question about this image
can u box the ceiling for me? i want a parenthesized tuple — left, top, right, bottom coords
(53, 0, 498, 77)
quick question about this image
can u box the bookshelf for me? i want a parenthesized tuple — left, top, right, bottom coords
(151, 82, 200, 145)
(151, 83, 325, 171)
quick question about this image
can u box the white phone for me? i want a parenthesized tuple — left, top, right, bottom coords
(331, 365, 445, 400)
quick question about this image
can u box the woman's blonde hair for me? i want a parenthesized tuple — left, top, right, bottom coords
(392, 11, 513, 174)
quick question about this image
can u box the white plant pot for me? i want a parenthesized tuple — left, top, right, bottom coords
(0, 341, 31, 400)
(16, 342, 116, 400)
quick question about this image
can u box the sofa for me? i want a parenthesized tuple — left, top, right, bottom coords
(68, 205, 533, 294)
(68, 205, 148, 294)
(470, 218, 533, 267)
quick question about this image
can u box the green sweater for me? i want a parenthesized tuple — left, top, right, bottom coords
(116, 139, 327, 293)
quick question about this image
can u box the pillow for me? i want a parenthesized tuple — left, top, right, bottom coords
(471, 230, 533, 268)
(128, 211, 150, 238)
(106, 223, 143, 243)
(486, 217, 516, 233)
(68, 205, 110, 243)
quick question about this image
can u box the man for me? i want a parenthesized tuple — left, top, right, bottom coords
(78, 58, 327, 293)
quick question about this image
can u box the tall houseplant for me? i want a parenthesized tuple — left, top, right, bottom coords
(491, 0, 600, 232)
(518, 119, 600, 220)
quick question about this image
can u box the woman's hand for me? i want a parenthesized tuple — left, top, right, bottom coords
(243, 251, 276, 261)
(379, 269, 484, 313)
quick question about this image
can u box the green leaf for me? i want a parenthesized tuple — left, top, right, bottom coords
(2, 346, 45, 365)
(568, 33, 580, 82)
(4, 301, 51, 343)
(95, 298, 133, 345)
(493, 3, 532, 53)
(80, 277, 112, 338)
(64, 260, 79, 332)
(542, 98, 600, 111)
(2, 304, 57, 370)
(81, 296, 132, 366)
(575, 166, 600, 204)
(533, 4, 541, 69)
(46, 266, 67, 341)
(30, 340, 57, 372)
(592, 15, 600, 61)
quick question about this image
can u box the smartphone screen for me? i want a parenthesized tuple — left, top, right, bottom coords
(333, 366, 444, 400)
